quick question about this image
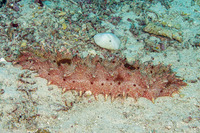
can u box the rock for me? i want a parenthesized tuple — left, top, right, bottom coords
(143, 22, 183, 42)
(94, 33, 121, 50)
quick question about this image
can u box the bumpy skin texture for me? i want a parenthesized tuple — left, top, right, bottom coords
(12, 49, 187, 102)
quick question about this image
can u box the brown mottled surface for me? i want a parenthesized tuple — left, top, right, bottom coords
(10, 48, 187, 102)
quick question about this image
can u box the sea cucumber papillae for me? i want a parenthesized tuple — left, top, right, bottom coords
(10, 48, 187, 102)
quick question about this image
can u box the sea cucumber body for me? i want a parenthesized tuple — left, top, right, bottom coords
(12, 49, 187, 102)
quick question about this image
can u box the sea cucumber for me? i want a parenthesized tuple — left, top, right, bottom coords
(9, 48, 187, 102)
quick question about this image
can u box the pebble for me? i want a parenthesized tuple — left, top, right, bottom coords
(94, 32, 121, 50)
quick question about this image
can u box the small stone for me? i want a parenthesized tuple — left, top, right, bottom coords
(20, 41, 27, 47)
(94, 32, 121, 50)
(71, 14, 79, 21)
(59, 18, 65, 24)
(62, 23, 67, 30)
(88, 49, 97, 55)
(179, 93, 185, 98)
(58, 11, 66, 16)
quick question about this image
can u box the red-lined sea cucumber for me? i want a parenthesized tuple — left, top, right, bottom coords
(9, 48, 187, 102)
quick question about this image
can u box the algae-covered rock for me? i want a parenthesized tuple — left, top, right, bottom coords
(143, 22, 183, 42)
(194, 0, 200, 6)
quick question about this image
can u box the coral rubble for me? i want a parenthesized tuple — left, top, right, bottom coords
(143, 22, 183, 42)
(9, 48, 187, 102)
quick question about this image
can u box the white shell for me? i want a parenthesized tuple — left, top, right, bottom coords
(94, 33, 120, 50)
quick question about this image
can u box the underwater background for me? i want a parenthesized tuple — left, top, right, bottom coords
(0, 0, 200, 132)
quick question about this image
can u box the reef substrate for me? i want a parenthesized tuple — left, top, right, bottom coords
(9, 48, 187, 102)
